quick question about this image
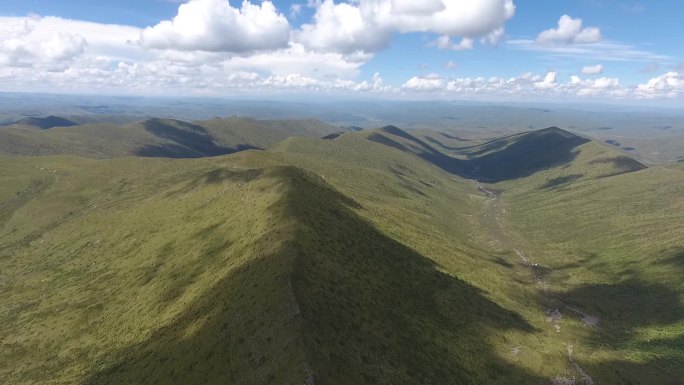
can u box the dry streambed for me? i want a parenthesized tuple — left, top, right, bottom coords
(477, 182, 598, 385)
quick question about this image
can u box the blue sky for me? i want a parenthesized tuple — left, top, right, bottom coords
(0, 0, 682, 102)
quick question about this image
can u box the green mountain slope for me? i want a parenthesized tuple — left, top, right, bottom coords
(0, 125, 681, 385)
(269, 129, 682, 384)
(497, 164, 684, 384)
(363, 125, 646, 182)
(0, 153, 535, 385)
(0, 117, 340, 158)
(0, 156, 312, 384)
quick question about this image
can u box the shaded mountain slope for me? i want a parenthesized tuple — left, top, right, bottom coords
(271, 167, 541, 385)
(0, 155, 543, 385)
(362, 126, 646, 182)
(364, 125, 471, 175)
(133, 118, 252, 158)
(3, 115, 78, 129)
(467, 127, 592, 182)
(0, 117, 340, 158)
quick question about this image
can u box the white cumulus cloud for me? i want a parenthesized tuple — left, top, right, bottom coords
(402, 74, 445, 91)
(296, 0, 391, 54)
(537, 15, 601, 45)
(387, 0, 516, 36)
(636, 71, 683, 98)
(0, 14, 372, 94)
(0, 17, 87, 69)
(139, 0, 291, 53)
(222, 43, 365, 79)
(435, 35, 474, 51)
(580, 64, 603, 75)
(297, 0, 516, 54)
(1, 4, 682, 102)
(482, 27, 505, 45)
(534, 71, 558, 89)
(569, 75, 621, 96)
(404, 71, 629, 99)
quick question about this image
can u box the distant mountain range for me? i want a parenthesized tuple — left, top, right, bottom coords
(3, 95, 684, 164)
(0, 116, 344, 158)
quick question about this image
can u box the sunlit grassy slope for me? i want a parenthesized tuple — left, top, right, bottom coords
(498, 163, 684, 385)
(0, 125, 681, 384)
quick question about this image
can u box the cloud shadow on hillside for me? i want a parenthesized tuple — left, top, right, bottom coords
(545, 276, 684, 383)
(539, 174, 584, 190)
(135, 118, 260, 158)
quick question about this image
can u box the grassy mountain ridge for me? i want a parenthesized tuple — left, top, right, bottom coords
(0, 123, 681, 384)
(227, 131, 681, 383)
(362, 125, 646, 182)
(0, 117, 340, 158)
(0, 156, 314, 384)
(276, 167, 543, 385)
(0, 154, 538, 384)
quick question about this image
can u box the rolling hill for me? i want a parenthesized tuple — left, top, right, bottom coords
(0, 117, 342, 158)
(0, 124, 681, 385)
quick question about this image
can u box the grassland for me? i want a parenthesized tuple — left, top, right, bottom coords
(498, 161, 684, 384)
(0, 124, 682, 384)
